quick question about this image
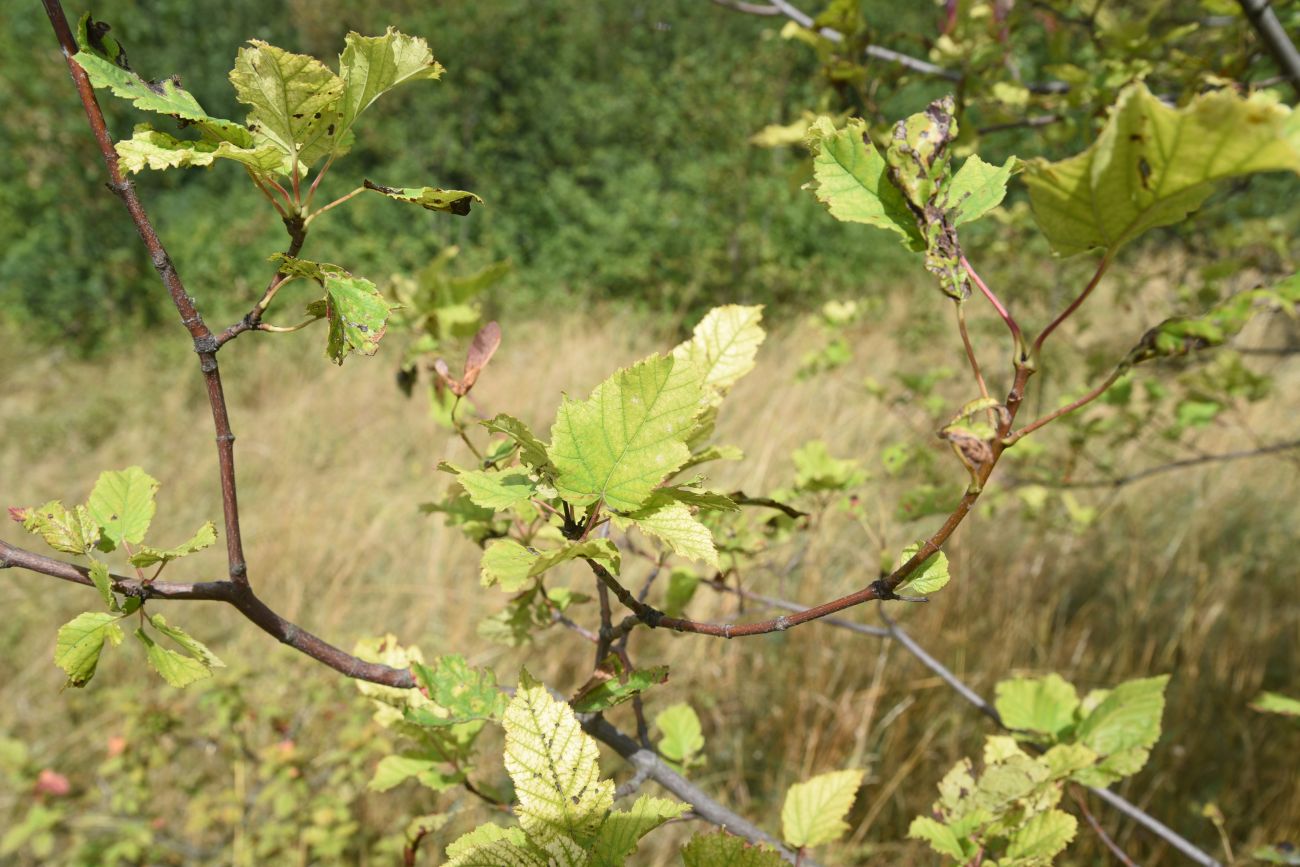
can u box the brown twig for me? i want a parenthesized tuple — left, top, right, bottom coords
(1024, 438, 1300, 489)
(1033, 256, 1112, 355)
(1070, 787, 1138, 866)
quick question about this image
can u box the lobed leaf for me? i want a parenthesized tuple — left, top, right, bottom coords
(147, 615, 224, 669)
(229, 40, 345, 168)
(456, 467, 538, 511)
(1024, 83, 1300, 257)
(681, 831, 784, 866)
(115, 125, 287, 175)
(654, 703, 705, 768)
(16, 500, 100, 555)
(549, 354, 706, 512)
(995, 674, 1081, 740)
(571, 658, 670, 714)
(128, 521, 217, 568)
(671, 305, 766, 402)
(615, 495, 718, 566)
(337, 28, 444, 136)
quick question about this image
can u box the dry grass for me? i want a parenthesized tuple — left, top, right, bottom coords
(0, 290, 1296, 865)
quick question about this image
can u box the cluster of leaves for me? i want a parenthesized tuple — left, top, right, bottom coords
(10, 467, 221, 688)
(73, 18, 479, 364)
(910, 674, 1170, 865)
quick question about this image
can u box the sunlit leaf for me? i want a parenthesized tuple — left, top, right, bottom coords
(654, 703, 704, 768)
(54, 612, 123, 688)
(337, 29, 444, 136)
(482, 414, 553, 473)
(128, 521, 217, 567)
(615, 495, 718, 566)
(948, 155, 1019, 226)
(15, 500, 100, 555)
(571, 657, 669, 713)
(115, 125, 286, 175)
(995, 674, 1080, 740)
(1074, 675, 1168, 756)
(148, 614, 224, 669)
(457, 468, 538, 511)
(1006, 809, 1077, 861)
(87, 466, 158, 547)
(135, 627, 213, 688)
(229, 40, 345, 168)
(549, 354, 706, 512)
(590, 796, 687, 866)
(1251, 691, 1300, 717)
(671, 305, 765, 402)
(780, 769, 864, 848)
(364, 179, 482, 215)
(894, 544, 950, 596)
(681, 831, 784, 866)
(408, 654, 507, 726)
(1024, 83, 1300, 256)
(804, 116, 924, 250)
(480, 539, 621, 592)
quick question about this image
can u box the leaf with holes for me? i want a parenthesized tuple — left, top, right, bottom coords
(87, 467, 158, 548)
(14, 500, 100, 555)
(229, 40, 345, 168)
(364, 180, 482, 215)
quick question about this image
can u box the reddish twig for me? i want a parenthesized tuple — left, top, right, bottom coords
(1033, 255, 1112, 355)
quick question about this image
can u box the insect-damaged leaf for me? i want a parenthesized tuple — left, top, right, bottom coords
(364, 179, 482, 215)
(277, 256, 398, 363)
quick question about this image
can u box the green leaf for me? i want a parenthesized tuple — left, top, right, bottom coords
(363, 179, 482, 215)
(1024, 83, 1300, 257)
(908, 816, 968, 860)
(134, 627, 213, 688)
(615, 495, 718, 566)
(671, 305, 766, 402)
(87, 560, 115, 610)
(337, 29, 444, 136)
(1006, 809, 1077, 861)
(1251, 691, 1300, 717)
(679, 444, 744, 473)
(229, 40, 345, 169)
(457, 468, 538, 511)
(368, 753, 463, 793)
(804, 116, 924, 250)
(278, 258, 398, 364)
(793, 441, 864, 491)
(780, 768, 864, 848)
(87, 466, 158, 547)
(504, 670, 614, 845)
(948, 155, 1019, 227)
(482, 414, 553, 472)
(1075, 675, 1169, 756)
(663, 568, 700, 618)
(1253, 843, 1300, 864)
(147, 615, 224, 669)
(549, 354, 706, 512)
(590, 796, 688, 866)
(444, 824, 534, 865)
(681, 831, 785, 866)
(894, 544, 950, 596)
(408, 654, 507, 725)
(654, 703, 705, 768)
(73, 15, 253, 148)
(115, 125, 286, 175)
(16, 500, 100, 555)
(995, 674, 1080, 740)
(54, 612, 123, 688)
(480, 539, 621, 592)
(128, 521, 217, 568)
(571, 660, 670, 713)
(656, 485, 739, 512)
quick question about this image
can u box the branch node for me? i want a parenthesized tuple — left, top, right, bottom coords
(104, 179, 130, 198)
(722, 624, 734, 639)
(773, 615, 792, 631)
(870, 579, 899, 601)
(193, 334, 219, 355)
(229, 561, 247, 579)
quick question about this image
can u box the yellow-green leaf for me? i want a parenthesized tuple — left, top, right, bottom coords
(230, 41, 345, 168)
(780, 768, 864, 848)
(128, 521, 218, 568)
(16, 500, 100, 555)
(1024, 83, 1300, 257)
(337, 29, 444, 135)
(54, 612, 123, 688)
(87, 467, 158, 547)
(364, 180, 482, 215)
(671, 305, 766, 402)
(134, 627, 213, 688)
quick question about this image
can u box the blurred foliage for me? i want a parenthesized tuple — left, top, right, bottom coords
(0, 0, 919, 350)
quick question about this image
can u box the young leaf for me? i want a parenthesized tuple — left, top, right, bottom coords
(655, 485, 739, 512)
(894, 545, 950, 596)
(457, 468, 538, 511)
(804, 116, 924, 250)
(443, 824, 533, 865)
(134, 628, 213, 688)
(908, 816, 969, 861)
(780, 768, 864, 848)
(571, 659, 669, 714)
(15, 500, 100, 555)
(88, 561, 115, 610)
(128, 521, 218, 568)
(368, 753, 463, 793)
(115, 125, 286, 175)
(589, 796, 688, 866)
(1024, 83, 1300, 257)
(614, 496, 718, 566)
(1251, 691, 1300, 717)
(481, 539, 621, 592)
(663, 567, 701, 617)
(1074, 675, 1169, 756)
(481, 414, 552, 472)
(87, 466, 158, 547)
(1005, 809, 1078, 861)
(229, 41, 345, 169)
(461, 321, 502, 393)
(337, 29, 444, 136)
(549, 354, 706, 512)
(408, 654, 507, 725)
(671, 305, 766, 401)
(363, 179, 482, 215)
(54, 612, 123, 688)
(148, 615, 225, 669)
(681, 830, 785, 866)
(994, 674, 1081, 740)
(504, 670, 614, 845)
(654, 703, 705, 768)
(277, 258, 399, 364)
(948, 155, 1019, 227)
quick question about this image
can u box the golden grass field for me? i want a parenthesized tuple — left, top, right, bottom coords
(1, 283, 1297, 864)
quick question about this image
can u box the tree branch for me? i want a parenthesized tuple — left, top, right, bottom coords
(1237, 0, 1300, 97)
(1022, 438, 1300, 489)
(42, 0, 253, 591)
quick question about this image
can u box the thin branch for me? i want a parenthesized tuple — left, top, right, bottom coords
(1010, 365, 1127, 441)
(708, 0, 782, 14)
(1237, 0, 1300, 97)
(1070, 787, 1138, 867)
(42, 0, 251, 590)
(961, 255, 1024, 354)
(1033, 255, 1112, 355)
(1027, 438, 1300, 489)
(956, 302, 993, 405)
(217, 218, 308, 346)
(304, 185, 366, 227)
